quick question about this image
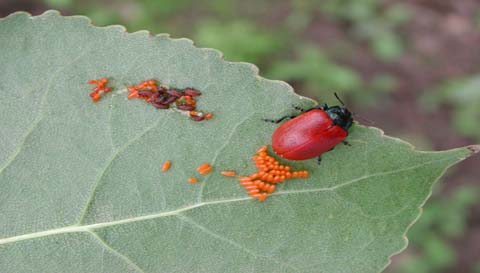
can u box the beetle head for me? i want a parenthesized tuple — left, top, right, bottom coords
(325, 106, 353, 132)
(322, 93, 353, 131)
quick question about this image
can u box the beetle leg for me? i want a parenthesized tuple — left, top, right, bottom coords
(263, 115, 297, 124)
(343, 141, 351, 146)
(303, 104, 328, 112)
(317, 156, 322, 165)
(292, 105, 307, 112)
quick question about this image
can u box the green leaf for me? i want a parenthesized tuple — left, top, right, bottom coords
(0, 11, 478, 273)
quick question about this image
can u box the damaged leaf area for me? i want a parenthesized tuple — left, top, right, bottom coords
(0, 11, 478, 273)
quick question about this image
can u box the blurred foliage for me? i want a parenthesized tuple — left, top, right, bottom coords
(267, 45, 362, 99)
(421, 75, 480, 141)
(267, 44, 398, 104)
(44, 0, 72, 9)
(292, 0, 411, 61)
(476, 10, 480, 30)
(323, 0, 410, 61)
(391, 185, 478, 273)
(194, 20, 282, 64)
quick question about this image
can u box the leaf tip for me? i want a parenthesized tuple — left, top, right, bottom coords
(467, 145, 480, 155)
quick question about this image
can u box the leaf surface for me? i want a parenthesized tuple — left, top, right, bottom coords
(0, 11, 478, 273)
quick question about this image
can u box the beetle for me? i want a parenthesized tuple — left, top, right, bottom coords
(264, 93, 354, 164)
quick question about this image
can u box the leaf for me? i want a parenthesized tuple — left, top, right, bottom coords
(0, 11, 478, 273)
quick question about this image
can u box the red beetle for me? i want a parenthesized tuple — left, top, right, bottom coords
(265, 94, 353, 163)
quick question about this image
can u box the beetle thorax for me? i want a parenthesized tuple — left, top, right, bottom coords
(325, 106, 353, 132)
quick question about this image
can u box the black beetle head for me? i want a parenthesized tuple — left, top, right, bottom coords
(325, 106, 353, 132)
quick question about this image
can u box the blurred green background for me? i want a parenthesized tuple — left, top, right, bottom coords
(1, 0, 479, 272)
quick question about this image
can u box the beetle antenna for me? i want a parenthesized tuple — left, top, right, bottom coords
(333, 92, 374, 124)
(334, 92, 346, 106)
(352, 113, 375, 125)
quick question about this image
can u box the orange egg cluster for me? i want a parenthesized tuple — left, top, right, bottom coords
(239, 145, 309, 202)
(88, 78, 112, 102)
(87, 77, 212, 122)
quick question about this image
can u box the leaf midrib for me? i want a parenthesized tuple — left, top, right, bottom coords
(0, 156, 449, 246)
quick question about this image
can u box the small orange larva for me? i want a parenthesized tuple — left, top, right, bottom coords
(88, 77, 111, 102)
(199, 166, 213, 175)
(161, 160, 171, 172)
(204, 113, 213, 120)
(188, 177, 198, 183)
(256, 145, 267, 154)
(249, 173, 259, 179)
(238, 176, 252, 183)
(220, 170, 236, 177)
(251, 193, 262, 199)
(240, 181, 254, 187)
(197, 163, 213, 175)
(196, 163, 210, 171)
(127, 90, 139, 99)
(269, 184, 276, 193)
(258, 151, 267, 158)
(258, 193, 267, 202)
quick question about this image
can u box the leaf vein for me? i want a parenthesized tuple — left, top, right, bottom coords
(76, 115, 171, 224)
(0, 157, 450, 246)
(0, 49, 91, 175)
(177, 214, 299, 271)
(88, 231, 146, 273)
